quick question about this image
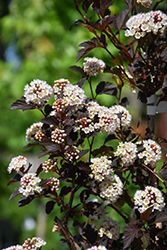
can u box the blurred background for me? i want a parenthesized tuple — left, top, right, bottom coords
(0, 0, 166, 249)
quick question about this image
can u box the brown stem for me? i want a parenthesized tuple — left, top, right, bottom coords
(55, 217, 81, 250)
(141, 163, 164, 184)
(108, 203, 129, 223)
(88, 77, 95, 99)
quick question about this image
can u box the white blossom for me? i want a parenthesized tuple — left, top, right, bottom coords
(83, 57, 105, 77)
(110, 105, 131, 129)
(89, 156, 113, 181)
(24, 79, 53, 105)
(8, 155, 27, 173)
(125, 11, 167, 39)
(134, 186, 165, 213)
(137, 139, 162, 167)
(25, 122, 43, 142)
(19, 173, 42, 197)
(114, 142, 137, 166)
(99, 174, 123, 203)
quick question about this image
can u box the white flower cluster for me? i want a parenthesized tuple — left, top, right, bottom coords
(63, 83, 86, 108)
(22, 237, 46, 250)
(8, 155, 27, 174)
(3, 237, 46, 250)
(125, 11, 167, 39)
(98, 217, 120, 240)
(24, 79, 53, 105)
(42, 158, 57, 173)
(114, 142, 137, 166)
(137, 139, 162, 167)
(89, 156, 113, 181)
(87, 246, 108, 250)
(83, 57, 105, 77)
(3, 245, 23, 250)
(89, 155, 123, 203)
(110, 105, 131, 129)
(136, 0, 152, 8)
(134, 186, 165, 213)
(25, 122, 43, 142)
(98, 106, 120, 134)
(87, 102, 131, 134)
(99, 174, 123, 203)
(19, 173, 42, 197)
(75, 101, 131, 135)
(53, 79, 86, 111)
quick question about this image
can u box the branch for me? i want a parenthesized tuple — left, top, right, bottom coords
(55, 217, 81, 250)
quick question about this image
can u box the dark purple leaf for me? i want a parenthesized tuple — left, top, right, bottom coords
(96, 81, 105, 95)
(83, 224, 98, 244)
(40, 116, 59, 126)
(40, 178, 51, 187)
(9, 188, 20, 201)
(45, 201, 55, 214)
(78, 149, 89, 158)
(69, 19, 84, 30)
(73, 220, 80, 227)
(150, 211, 167, 224)
(77, 38, 104, 61)
(121, 97, 130, 106)
(101, 34, 107, 46)
(103, 88, 117, 96)
(18, 196, 34, 207)
(10, 97, 36, 111)
(69, 66, 86, 77)
(36, 164, 43, 176)
(158, 170, 167, 182)
(75, 77, 87, 88)
(60, 186, 72, 197)
(77, 162, 91, 174)
(125, 0, 132, 8)
(82, 0, 92, 13)
(111, 53, 123, 66)
(39, 144, 61, 158)
(92, 145, 113, 157)
(44, 104, 53, 116)
(141, 206, 153, 222)
(7, 173, 22, 186)
(96, 15, 116, 31)
(96, 81, 117, 96)
(65, 125, 73, 135)
(104, 134, 117, 144)
(69, 130, 78, 141)
(114, 9, 130, 31)
(123, 224, 140, 249)
(92, 0, 113, 14)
